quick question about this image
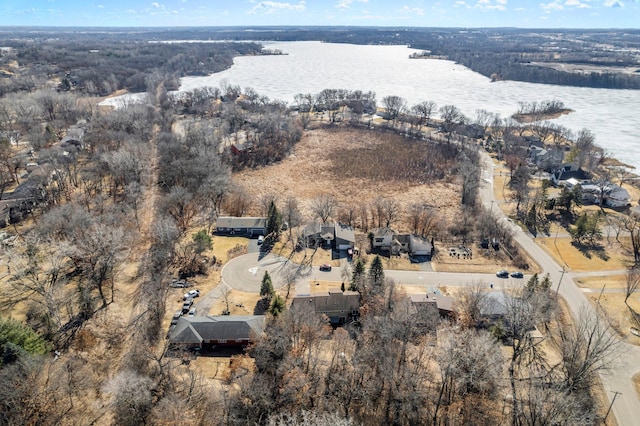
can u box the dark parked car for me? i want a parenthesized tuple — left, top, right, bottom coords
(510, 271, 524, 278)
(182, 298, 194, 313)
(170, 310, 182, 325)
(496, 269, 509, 278)
(319, 264, 332, 271)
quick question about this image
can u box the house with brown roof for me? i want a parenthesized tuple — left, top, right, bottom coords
(292, 290, 360, 325)
(168, 315, 265, 350)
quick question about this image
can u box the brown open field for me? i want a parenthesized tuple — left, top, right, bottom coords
(232, 127, 462, 230)
(234, 126, 525, 273)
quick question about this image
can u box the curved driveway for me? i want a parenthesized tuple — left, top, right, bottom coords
(216, 153, 640, 425)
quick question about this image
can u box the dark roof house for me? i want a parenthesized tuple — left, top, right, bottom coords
(169, 315, 265, 349)
(292, 290, 360, 325)
(216, 216, 267, 235)
(300, 222, 355, 251)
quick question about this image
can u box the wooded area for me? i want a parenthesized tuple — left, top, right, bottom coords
(0, 29, 629, 425)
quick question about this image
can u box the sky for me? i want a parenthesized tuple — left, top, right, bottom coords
(0, 0, 638, 29)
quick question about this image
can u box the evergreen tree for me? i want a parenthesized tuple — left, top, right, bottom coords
(260, 271, 274, 301)
(192, 229, 212, 254)
(0, 316, 50, 366)
(350, 258, 366, 291)
(266, 200, 282, 242)
(369, 255, 385, 284)
(269, 294, 285, 317)
(540, 273, 552, 291)
(526, 273, 539, 293)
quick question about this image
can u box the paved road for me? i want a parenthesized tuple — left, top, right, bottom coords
(214, 153, 640, 425)
(480, 153, 640, 426)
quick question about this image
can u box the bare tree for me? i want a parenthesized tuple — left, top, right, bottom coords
(381, 95, 407, 127)
(408, 202, 439, 237)
(310, 194, 337, 224)
(556, 307, 621, 393)
(4, 237, 72, 332)
(412, 100, 438, 128)
(373, 197, 401, 229)
(456, 282, 488, 329)
(439, 104, 466, 140)
(625, 265, 640, 307)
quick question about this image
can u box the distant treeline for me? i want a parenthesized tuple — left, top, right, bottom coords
(0, 36, 264, 96)
(2, 27, 640, 91)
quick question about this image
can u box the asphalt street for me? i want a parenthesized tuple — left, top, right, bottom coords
(214, 152, 640, 425)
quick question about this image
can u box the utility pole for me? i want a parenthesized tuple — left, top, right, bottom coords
(597, 283, 606, 305)
(556, 266, 566, 293)
(603, 391, 621, 424)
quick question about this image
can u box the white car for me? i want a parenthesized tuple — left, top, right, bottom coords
(183, 289, 200, 300)
(257, 235, 265, 245)
(187, 308, 197, 317)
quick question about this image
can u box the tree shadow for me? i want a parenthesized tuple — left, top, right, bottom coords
(570, 241, 609, 261)
(253, 298, 269, 315)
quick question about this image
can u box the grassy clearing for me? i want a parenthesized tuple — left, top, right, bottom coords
(585, 291, 640, 344)
(209, 289, 260, 317)
(575, 274, 627, 289)
(536, 236, 629, 272)
(212, 235, 249, 264)
(232, 127, 463, 231)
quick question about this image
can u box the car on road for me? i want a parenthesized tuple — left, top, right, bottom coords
(257, 235, 264, 245)
(319, 263, 332, 271)
(510, 271, 524, 278)
(187, 308, 197, 317)
(496, 269, 509, 278)
(183, 289, 200, 300)
(182, 299, 193, 313)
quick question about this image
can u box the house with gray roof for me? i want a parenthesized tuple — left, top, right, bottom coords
(299, 222, 355, 252)
(168, 315, 265, 349)
(292, 290, 360, 325)
(216, 216, 267, 236)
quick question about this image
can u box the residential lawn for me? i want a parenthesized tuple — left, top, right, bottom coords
(575, 274, 627, 289)
(309, 280, 344, 293)
(585, 291, 640, 345)
(212, 235, 248, 264)
(536, 236, 629, 272)
(208, 289, 261, 316)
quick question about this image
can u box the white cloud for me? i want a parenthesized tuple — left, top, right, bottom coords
(97, 4, 104, 8)
(540, 0, 564, 10)
(474, 0, 507, 10)
(604, 0, 623, 6)
(250, 1, 306, 14)
(400, 5, 425, 15)
(565, 0, 591, 7)
(454, 1, 467, 7)
(335, 0, 369, 9)
(151, 2, 160, 8)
